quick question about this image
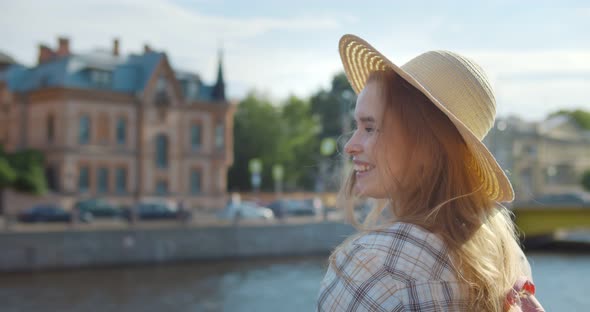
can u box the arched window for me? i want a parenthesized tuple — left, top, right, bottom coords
(215, 122, 224, 148)
(47, 114, 55, 142)
(79, 115, 91, 144)
(45, 165, 59, 192)
(190, 169, 202, 194)
(116, 117, 127, 145)
(78, 165, 90, 192)
(191, 123, 201, 150)
(116, 167, 127, 194)
(155, 134, 169, 168)
(97, 167, 109, 193)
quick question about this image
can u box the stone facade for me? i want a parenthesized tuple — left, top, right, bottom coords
(484, 115, 590, 201)
(0, 38, 235, 213)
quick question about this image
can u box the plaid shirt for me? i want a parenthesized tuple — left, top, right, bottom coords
(316, 222, 469, 312)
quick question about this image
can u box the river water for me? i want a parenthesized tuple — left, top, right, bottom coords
(0, 252, 588, 311)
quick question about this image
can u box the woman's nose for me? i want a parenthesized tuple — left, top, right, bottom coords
(344, 137, 361, 155)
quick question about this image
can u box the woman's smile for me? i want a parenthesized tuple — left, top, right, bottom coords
(353, 160, 375, 179)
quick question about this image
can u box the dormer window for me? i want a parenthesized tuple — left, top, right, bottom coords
(155, 75, 169, 105)
(91, 70, 112, 88)
(215, 121, 224, 149)
(156, 76, 167, 93)
(187, 81, 199, 98)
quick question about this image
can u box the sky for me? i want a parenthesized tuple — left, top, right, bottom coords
(1, 0, 589, 121)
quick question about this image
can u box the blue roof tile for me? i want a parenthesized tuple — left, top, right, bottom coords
(0, 49, 220, 102)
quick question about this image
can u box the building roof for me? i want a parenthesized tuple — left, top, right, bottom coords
(0, 47, 225, 102)
(0, 51, 16, 65)
(495, 114, 590, 142)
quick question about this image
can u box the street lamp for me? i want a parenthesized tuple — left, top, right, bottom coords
(248, 158, 262, 193)
(319, 137, 336, 221)
(318, 137, 337, 192)
(272, 164, 284, 197)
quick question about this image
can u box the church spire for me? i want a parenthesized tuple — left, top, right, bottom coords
(212, 48, 226, 101)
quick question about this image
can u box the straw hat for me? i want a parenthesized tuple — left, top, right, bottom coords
(339, 34, 514, 202)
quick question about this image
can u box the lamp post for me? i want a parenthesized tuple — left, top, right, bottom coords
(248, 158, 262, 194)
(272, 164, 284, 198)
(318, 137, 337, 192)
(319, 138, 336, 220)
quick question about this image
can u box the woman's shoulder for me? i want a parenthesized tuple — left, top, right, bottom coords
(317, 222, 468, 311)
(350, 222, 457, 281)
(351, 222, 446, 255)
(353, 222, 443, 248)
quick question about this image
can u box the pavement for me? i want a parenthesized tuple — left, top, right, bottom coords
(0, 211, 345, 233)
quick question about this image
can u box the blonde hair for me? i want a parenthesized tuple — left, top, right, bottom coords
(331, 70, 526, 311)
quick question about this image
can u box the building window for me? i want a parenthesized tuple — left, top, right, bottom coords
(546, 164, 575, 185)
(156, 180, 168, 195)
(78, 165, 90, 193)
(190, 169, 201, 194)
(182, 80, 198, 99)
(116, 117, 127, 145)
(215, 122, 224, 148)
(524, 144, 537, 156)
(155, 76, 169, 106)
(191, 124, 201, 150)
(47, 114, 55, 142)
(156, 76, 167, 93)
(155, 134, 169, 168)
(91, 70, 112, 88)
(97, 113, 110, 143)
(45, 165, 59, 192)
(115, 167, 127, 194)
(97, 167, 109, 194)
(79, 115, 91, 144)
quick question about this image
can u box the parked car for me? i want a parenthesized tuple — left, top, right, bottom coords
(530, 193, 590, 206)
(218, 201, 274, 220)
(74, 198, 123, 222)
(18, 204, 72, 223)
(123, 201, 191, 221)
(267, 198, 322, 217)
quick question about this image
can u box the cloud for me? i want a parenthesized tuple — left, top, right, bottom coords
(0, 0, 588, 121)
(0, 0, 342, 65)
(470, 50, 590, 77)
(495, 79, 589, 120)
(459, 50, 590, 120)
(0, 0, 346, 100)
(223, 47, 342, 99)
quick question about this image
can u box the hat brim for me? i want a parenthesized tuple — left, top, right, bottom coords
(339, 34, 514, 202)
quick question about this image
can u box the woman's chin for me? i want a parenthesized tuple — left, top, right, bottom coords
(354, 183, 375, 198)
(354, 182, 389, 199)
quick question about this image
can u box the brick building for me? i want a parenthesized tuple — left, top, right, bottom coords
(0, 37, 235, 212)
(484, 115, 590, 201)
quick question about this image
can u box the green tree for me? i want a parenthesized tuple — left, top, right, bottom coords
(582, 170, 590, 192)
(0, 147, 47, 215)
(228, 72, 355, 192)
(308, 73, 355, 191)
(279, 95, 321, 190)
(228, 92, 322, 192)
(310, 72, 355, 140)
(228, 92, 284, 192)
(549, 109, 590, 130)
(0, 155, 17, 190)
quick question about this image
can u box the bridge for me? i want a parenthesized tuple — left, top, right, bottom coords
(513, 205, 590, 248)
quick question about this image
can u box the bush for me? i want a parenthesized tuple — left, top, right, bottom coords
(582, 170, 590, 192)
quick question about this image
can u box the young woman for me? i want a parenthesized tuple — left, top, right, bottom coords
(316, 35, 544, 311)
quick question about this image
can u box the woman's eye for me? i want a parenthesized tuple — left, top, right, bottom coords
(365, 127, 374, 133)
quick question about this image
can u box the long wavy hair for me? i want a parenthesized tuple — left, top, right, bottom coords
(331, 70, 528, 311)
